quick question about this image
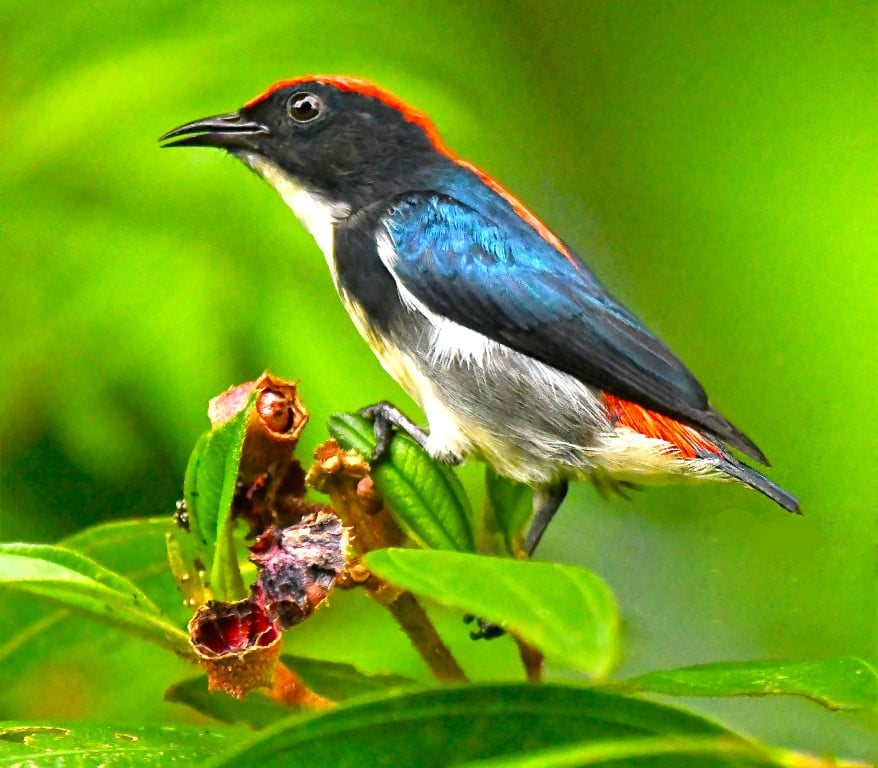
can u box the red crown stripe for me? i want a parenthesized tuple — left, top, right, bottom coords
(244, 75, 449, 148)
(245, 76, 582, 270)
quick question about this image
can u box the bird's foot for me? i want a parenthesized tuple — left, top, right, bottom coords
(463, 614, 506, 640)
(359, 401, 430, 462)
(590, 471, 642, 501)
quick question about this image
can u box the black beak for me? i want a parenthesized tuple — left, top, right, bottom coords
(159, 112, 270, 150)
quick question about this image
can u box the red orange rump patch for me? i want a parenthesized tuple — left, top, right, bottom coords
(603, 393, 721, 459)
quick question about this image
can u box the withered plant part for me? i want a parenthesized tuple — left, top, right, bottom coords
(188, 595, 282, 699)
(187, 511, 348, 702)
(211, 372, 313, 535)
(174, 374, 469, 704)
(172, 375, 348, 706)
(308, 440, 467, 682)
(307, 440, 406, 553)
(249, 512, 349, 630)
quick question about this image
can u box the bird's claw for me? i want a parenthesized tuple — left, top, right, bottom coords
(463, 613, 506, 640)
(371, 433, 391, 462)
(359, 401, 430, 461)
(360, 403, 393, 461)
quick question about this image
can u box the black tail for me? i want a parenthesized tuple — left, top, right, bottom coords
(715, 454, 800, 514)
(692, 406, 770, 466)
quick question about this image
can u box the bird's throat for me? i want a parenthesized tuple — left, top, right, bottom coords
(238, 152, 350, 275)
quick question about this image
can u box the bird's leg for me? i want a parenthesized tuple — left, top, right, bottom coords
(359, 401, 430, 461)
(468, 479, 570, 641)
(523, 479, 569, 556)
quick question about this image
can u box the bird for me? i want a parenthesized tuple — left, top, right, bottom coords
(161, 75, 799, 562)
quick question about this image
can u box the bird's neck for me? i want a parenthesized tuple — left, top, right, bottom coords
(238, 152, 350, 270)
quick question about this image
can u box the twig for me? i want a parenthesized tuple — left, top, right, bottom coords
(367, 577, 468, 682)
(308, 441, 468, 683)
(514, 636, 544, 682)
(266, 661, 335, 709)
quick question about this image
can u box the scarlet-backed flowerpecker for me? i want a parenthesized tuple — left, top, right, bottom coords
(162, 76, 799, 560)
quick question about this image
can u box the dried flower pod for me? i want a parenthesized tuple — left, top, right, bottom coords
(202, 373, 312, 536)
(307, 440, 406, 552)
(208, 372, 309, 483)
(188, 595, 282, 699)
(307, 440, 371, 490)
(249, 512, 349, 629)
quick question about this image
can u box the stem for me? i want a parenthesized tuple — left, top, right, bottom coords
(367, 578, 468, 682)
(514, 636, 544, 682)
(210, 520, 246, 602)
(309, 441, 469, 683)
(265, 661, 335, 709)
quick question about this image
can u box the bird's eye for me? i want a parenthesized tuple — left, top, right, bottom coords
(287, 92, 324, 123)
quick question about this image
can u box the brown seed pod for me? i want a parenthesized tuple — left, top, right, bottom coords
(188, 595, 282, 699)
(307, 440, 406, 552)
(205, 372, 312, 536)
(249, 511, 350, 630)
(208, 372, 309, 483)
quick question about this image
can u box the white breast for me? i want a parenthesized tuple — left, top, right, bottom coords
(238, 153, 349, 280)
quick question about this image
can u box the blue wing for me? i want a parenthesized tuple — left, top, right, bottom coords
(380, 184, 766, 462)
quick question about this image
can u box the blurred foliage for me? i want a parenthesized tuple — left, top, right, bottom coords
(0, 0, 875, 761)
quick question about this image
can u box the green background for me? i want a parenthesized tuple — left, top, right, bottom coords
(1, 0, 874, 760)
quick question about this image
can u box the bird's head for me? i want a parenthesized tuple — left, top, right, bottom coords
(160, 76, 453, 211)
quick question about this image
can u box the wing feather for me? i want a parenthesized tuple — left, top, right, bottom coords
(379, 190, 767, 464)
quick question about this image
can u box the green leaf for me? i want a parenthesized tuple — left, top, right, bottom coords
(365, 548, 619, 678)
(164, 676, 292, 729)
(0, 543, 190, 658)
(166, 656, 418, 727)
(0, 519, 194, 669)
(202, 683, 767, 768)
(283, 655, 419, 701)
(0, 542, 159, 610)
(183, 431, 213, 549)
(183, 394, 255, 600)
(484, 467, 533, 556)
(0, 519, 197, 722)
(328, 412, 475, 552)
(62, 517, 178, 567)
(0, 721, 234, 767)
(620, 656, 878, 712)
(458, 736, 776, 767)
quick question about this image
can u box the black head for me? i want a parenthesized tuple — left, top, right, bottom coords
(160, 76, 452, 209)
